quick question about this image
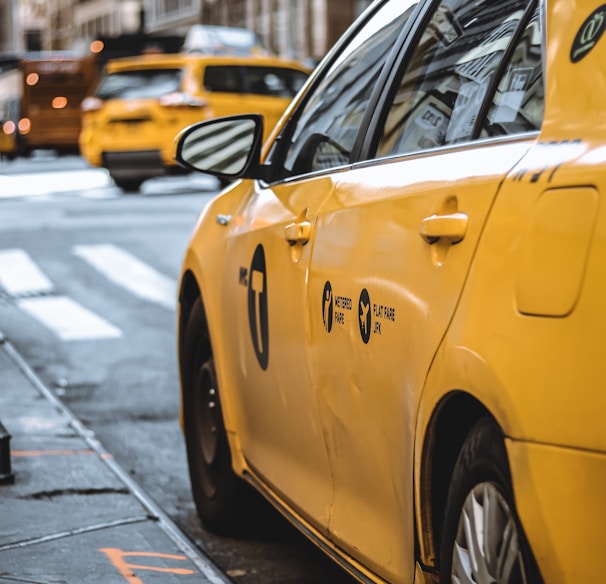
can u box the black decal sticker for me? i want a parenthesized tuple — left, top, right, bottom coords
(322, 281, 333, 333)
(248, 244, 269, 370)
(239, 267, 248, 286)
(571, 5, 606, 62)
(531, 167, 548, 183)
(358, 288, 371, 344)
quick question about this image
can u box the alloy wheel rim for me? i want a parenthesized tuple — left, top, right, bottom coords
(451, 482, 527, 584)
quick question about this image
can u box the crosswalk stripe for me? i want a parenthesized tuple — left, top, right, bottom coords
(73, 244, 177, 310)
(0, 169, 111, 198)
(17, 296, 123, 341)
(0, 249, 54, 296)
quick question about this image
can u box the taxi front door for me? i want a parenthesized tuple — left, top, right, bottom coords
(219, 176, 334, 534)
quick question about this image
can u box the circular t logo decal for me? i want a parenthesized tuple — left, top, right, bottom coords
(322, 281, 333, 332)
(248, 244, 269, 370)
(358, 288, 371, 344)
(571, 5, 606, 62)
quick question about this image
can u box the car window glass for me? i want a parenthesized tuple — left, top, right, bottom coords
(95, 68, 182, 99)
(480, 5, 543, 137)
(276, 0, 419, 179)
(204, 66, 308, 98)
(377, 0, 530, 158)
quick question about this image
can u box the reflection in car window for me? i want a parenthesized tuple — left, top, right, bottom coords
(481, 5, 543, 136)
(95, 69, 182, 100)
(204, 66, 308, 98)
(276, 0, 419, 179)
(378, 0, 534, 158)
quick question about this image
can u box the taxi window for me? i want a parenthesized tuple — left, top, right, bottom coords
(481, 4, 543, 136)
(95, 68, 183, 99)
(377, 0, 535, 158)
(203, 66, 308, 98)
(274, 0, 419, 179)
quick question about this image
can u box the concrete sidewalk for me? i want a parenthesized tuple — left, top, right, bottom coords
(0, 333, 231, 584)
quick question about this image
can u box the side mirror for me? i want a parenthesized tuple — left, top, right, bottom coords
(174, 114, 265, 180)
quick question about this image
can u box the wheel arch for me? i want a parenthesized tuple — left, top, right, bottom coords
(417, 391, 496, 573)
(177, 265, 248, 477)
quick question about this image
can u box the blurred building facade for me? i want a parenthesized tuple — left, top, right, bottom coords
(0, 0, 372, 60)
(0, 0, 24, 52)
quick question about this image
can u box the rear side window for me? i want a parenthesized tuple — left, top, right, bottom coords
(481, 5, 543, 136)
(377, 0, 542, 158)
(95, 68, 182, 99)
(203, 66, 308, 98)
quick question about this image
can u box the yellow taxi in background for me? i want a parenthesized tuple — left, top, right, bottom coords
(79, 53, 309, 191)
(174, 0, 606, 582)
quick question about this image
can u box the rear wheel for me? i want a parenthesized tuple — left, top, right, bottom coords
(182, 298, 255, 535)
(112, 176, 144, 192)
(439, 417, 542, 584)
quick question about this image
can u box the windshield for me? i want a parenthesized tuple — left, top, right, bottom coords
(95, 68, 183, 99)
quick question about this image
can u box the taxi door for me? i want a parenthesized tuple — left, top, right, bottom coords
(305, 0, 543, 579)
(217, 0, 420, 534)
(219, 176, 336, 532)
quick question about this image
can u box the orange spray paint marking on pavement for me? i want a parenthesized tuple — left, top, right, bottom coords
(99, 548, 195, 583)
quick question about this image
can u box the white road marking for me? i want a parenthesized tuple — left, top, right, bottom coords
(0, 169, 111, 198)
(0, 249, 54, 296)
(73, 244, 177, 310)
(17, 295, 122, 341)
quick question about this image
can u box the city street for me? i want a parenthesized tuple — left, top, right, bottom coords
(0, 153, 355, 584)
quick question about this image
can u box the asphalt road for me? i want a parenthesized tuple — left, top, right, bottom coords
(0, 154, 357, 584)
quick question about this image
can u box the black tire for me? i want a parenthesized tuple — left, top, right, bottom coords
(112, 177, 144, 192)
(439, 417, 542, 584)
(182, 298, 255, 536)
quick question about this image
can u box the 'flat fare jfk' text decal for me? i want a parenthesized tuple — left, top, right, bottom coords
(322, 281, 396, 344)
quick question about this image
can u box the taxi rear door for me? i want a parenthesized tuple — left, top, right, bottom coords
(305, 1, 543, 579)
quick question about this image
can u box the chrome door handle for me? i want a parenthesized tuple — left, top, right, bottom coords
(420, 212, 468, 245)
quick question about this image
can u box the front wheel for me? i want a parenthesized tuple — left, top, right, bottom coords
(439, 417, 542, 584)
(182, 299, 256, 536)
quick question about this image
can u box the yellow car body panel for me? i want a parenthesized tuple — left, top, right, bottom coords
(413, 0, 606, 580)
(178, 0, 606, 581)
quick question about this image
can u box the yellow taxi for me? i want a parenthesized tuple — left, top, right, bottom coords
(174, 0, 606, 582)
(79, 53, 309, 191)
